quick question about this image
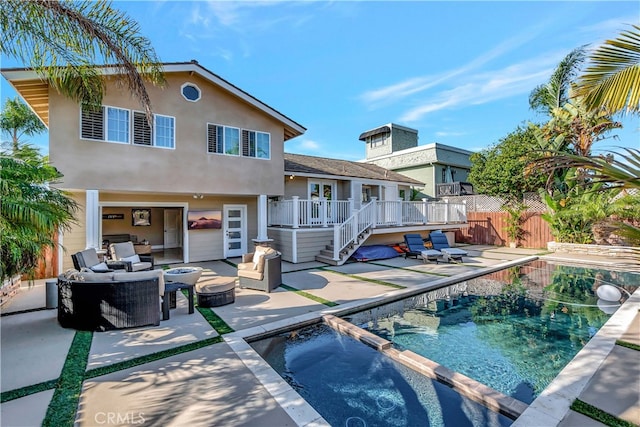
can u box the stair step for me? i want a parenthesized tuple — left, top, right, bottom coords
(319, 249, 333, 258)
(315, 254, 341, 266)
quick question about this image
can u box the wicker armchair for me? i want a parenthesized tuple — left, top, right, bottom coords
(237, 248, 282, 293)
(71, 248, 128, 272)
(58, 272, 161, 331)
(108, 242, 154, 271)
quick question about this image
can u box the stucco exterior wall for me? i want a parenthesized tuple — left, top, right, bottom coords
(61, 192, 89, 271)
(63, 191, 258, 267)
(48, 72, 286, 196)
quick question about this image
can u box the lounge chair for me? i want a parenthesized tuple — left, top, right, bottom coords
(237, 247, 282, 292)
(403, 234, 442, 263)
(426, 231, 468, 262)
(71, 248, 127, 272)
(108, 242, 154, 271)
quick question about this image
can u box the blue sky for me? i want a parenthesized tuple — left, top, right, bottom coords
(1, 1, 639, 159)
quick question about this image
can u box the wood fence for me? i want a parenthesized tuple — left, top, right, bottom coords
(456, 211, 553, 249)
(26, 239, 59, 280)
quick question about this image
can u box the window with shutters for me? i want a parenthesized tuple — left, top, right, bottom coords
(80, 106, 104, 140)
(132, 112, 152, 145)
(207, 123, 239, 155)
(207, 124, 223, 153)
(242, 129, 270, 159)
(81, 104, 174, 149)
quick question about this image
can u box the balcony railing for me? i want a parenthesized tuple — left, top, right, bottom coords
(268, 197, 467, 229)
(436, 182, 474, 197)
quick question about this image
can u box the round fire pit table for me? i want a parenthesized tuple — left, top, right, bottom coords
(164, 267, 203, 309)
(196, 277, 236, 307)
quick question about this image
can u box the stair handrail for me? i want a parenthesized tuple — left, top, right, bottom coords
(332, 200, 375, 261)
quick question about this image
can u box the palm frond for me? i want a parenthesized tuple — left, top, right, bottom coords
(577, 24, 640, 115)
(0, 0, 165, 124)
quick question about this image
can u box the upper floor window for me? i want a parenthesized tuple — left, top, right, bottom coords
(132, 112, 175, 149)
(154, 115, 175, 148)
(181, 83, 201, 102)
(81, 104, 174, 149)
(369, 134, 386, 148)
(242, 129, 270, 159)
(81, 105, 129, 143)
(207, 124, 240, 155)
(208, 124, 270, 159)
(106, 107, 129, 143)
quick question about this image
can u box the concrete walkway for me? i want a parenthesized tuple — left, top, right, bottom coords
(1, 246, 638, 427)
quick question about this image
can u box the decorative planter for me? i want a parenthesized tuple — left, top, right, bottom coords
(163, 267, 203, 286)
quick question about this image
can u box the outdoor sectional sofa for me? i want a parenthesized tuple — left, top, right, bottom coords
(57, 270, 166, 331)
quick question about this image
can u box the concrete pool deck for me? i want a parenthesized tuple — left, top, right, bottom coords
(1, 246, 638, 426)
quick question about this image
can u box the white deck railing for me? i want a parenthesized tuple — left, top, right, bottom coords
(268, 198, 467, 229)
(332, 200, 376, 260)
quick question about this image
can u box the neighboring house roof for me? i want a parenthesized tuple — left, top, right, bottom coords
(1, 60, 306, 140)
(363, 142, 473, 169)
(285, 153, 423, 185)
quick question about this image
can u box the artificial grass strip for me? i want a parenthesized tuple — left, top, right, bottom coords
(322, 268, 405, 289)
(616, 339, 640, 352)
(42, 330, 93, 427)
(280, 284, 338, 307)
(84, 336, 223, 380)
(570, 399, 636, 427)
(0, 379, 58, 403)
(197, 306, 235, 334)
(368, 262, 451, 277)
(221, 259, 238, 268)
(180, 289, 235, 334)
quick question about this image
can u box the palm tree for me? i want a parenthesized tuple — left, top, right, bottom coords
(0, 0, 165, 123)
(0, 98, 47, 152)
(529, 47, 586, 116)
(542, 148, 640, 244)
(576, 24, 640, 115)
(539, 99, 622, 157)
(0, 148, 79, 281)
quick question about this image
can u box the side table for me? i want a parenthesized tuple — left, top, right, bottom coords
(162, 282, 194, 320)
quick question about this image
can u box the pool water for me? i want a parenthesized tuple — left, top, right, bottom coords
(348, 260, 638, 403)
(253, 323, 512, 427)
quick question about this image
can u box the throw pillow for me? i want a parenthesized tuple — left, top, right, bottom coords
(90, 262, 110, 272)
(252, 253, 265, 270)
(121, 254, 141, 263)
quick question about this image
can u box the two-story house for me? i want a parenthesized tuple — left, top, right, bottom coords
(360, 123, 474, 198)
(3, 63, 469, 271)
(2, 61, 305, 270)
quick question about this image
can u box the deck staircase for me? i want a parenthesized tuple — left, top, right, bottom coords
(315, 227, 373, 266)
(314, 200, 377, 266)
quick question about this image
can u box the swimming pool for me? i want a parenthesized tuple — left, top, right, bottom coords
(250, 259, 638, 425)
(253, 323, 513, 427)
(347, 260, 637, 403)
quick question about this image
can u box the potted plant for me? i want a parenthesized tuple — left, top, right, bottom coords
(503, 202, 527, 248)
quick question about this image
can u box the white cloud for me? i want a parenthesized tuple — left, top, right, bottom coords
(399, 54, 561, 122)
(359, 19, 551, 109)
(435, 131, 466, 137)
(298, 139, 321, 151)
